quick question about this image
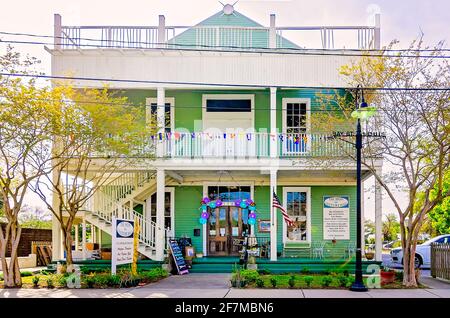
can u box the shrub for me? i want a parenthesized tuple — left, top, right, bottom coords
(395, 271, 403, 281)
(304, 276, 314, 288)
(257, 269, 271, 275)
(106, 275, 121, 287)
(240, 269, 259, 283)
(32, 276, 40, 287)
(58, 275, 68, 287)
(288, 275, 296, 288)
(84, 275, 96, 288)
(337, 275, 348, 287)
(40, 270, 51, 275)
(0, 274, 3, 281)
(94, 274, 110, 288)
(300, 268, 311, 274)
(321, 276, 333, 287)
(342, 270, 349, 277)
(21, 271, 33, 277)
(46, 278, 54, 289)
(256, 278, 264, 288)
(270, 277, 277, 288)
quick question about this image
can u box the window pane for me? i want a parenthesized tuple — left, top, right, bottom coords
(286, 191, 308, 241)
(206, 99, 251, 112)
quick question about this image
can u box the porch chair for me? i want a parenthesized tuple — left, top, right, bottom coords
(344, 241, 356, 259)
(311, 241, 325, 259)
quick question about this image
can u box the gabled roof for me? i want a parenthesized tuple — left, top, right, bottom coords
(169, 9, 299, 49)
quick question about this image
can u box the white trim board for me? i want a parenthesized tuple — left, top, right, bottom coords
(202, 94, 255, 132)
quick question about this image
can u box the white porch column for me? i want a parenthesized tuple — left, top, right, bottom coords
(270, 87, 277, 158)
(74, 224, 79, 251)
(157, 87, 165, 157)
(82, 217, 87, 260)
(51, 215, 62, 261)
(155, 168, 165, 261)
(270, 169, 278, 261)
(374, 172, 383, 261)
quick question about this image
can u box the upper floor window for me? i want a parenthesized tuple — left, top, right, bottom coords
(206, 99, 251, 112)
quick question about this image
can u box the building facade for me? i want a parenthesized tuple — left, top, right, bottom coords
(48, 4, 384, 269)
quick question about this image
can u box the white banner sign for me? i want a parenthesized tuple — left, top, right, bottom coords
(323, 196, 350, 240)
(112, 217, 135, 274)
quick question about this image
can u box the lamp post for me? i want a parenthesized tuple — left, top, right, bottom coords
(349, 85, 375, 292)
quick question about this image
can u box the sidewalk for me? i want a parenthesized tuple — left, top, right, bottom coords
(1, 273, 450, 298)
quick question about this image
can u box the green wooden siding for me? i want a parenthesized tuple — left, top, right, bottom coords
(114, 88, 342, 133)
(172, 185, 355, 259)
(168, 10, 299, 49)
(174, 186, 204, 253)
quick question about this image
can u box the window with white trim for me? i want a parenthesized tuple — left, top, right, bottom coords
(286, 190, 308, 241)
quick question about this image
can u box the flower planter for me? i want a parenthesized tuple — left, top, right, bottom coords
(380, 270, 396, 284)
(365, 252, 375, 260)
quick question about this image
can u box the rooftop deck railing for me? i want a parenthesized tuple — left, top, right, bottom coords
(54, 13, 380, 51)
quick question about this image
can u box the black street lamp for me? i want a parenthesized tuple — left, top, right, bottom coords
(349, 85, 375, 292)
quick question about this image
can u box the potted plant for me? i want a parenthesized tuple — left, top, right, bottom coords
(365, 250, 375, 260)
(380, 266, 395, 284)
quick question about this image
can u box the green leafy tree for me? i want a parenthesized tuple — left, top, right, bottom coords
(428, 172, 450, 235)
(382, 213, 400, 242)
(313, 36, 450, 287)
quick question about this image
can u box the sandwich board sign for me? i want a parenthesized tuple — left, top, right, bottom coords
(111, 216, 135, 274)
(323, 196, 350, 240)
(168, 239, 189, 275)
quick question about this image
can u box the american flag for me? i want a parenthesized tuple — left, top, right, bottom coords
(272, 192, 295, 226)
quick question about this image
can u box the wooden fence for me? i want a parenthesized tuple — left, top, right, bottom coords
(31, 241, 52, 266)
(431, 243, 450, 281)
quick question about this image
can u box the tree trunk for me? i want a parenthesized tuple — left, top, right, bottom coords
(0, 222, 23, 288)
(402, 238, 418, 287)
(62, 219, 74, 266)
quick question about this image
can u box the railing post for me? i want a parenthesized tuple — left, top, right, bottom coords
(374, 14, 381, 50)
(158, 15, 166, 48)
(270, 169, 278, 261)
(157, 87, 166, 157)
(270, 87, 277, 158)
(54, 14, 62, 49)
(269, 14, 276, 49)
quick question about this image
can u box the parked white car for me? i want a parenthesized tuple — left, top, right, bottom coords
(390, 234, 450, 268)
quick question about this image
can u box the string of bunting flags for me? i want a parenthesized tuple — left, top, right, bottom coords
(150, 132, 311, 144)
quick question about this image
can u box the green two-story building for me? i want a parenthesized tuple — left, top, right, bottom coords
(49, 4, 383, 272)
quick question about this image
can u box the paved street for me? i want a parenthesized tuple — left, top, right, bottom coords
(1, 273, 449, 298)
(382, 253, 431, 277)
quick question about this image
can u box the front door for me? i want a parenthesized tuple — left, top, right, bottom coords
(207, 206, 245, 256)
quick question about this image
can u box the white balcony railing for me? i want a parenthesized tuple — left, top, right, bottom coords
(135, 132, 354, 158)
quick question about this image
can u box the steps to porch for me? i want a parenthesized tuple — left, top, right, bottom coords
(191, 257, 381, 274)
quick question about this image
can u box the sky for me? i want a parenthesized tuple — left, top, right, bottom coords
(1, 0, 449, 220)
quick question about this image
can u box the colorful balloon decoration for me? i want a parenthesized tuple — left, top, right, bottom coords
(199, 197, 258, 225)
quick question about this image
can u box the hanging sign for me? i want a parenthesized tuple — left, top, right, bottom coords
(168, 239, 189, 275)
(323, 196, 350, 240)
(111, 216, 135, 274)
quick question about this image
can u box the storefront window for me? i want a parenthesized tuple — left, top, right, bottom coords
(286, 191, 307, 241)
(207, 186, 251, 202)
(150, 192, 172, 229)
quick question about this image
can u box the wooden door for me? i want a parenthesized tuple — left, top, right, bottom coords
(207, 206, 245, 256)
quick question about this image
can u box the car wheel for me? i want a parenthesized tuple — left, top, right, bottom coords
(414, 255, 422, 269)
